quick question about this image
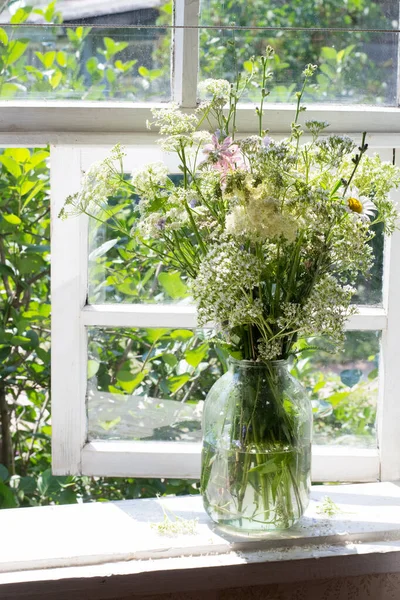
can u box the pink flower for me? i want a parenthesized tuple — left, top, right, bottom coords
(202, 133, 245, 178)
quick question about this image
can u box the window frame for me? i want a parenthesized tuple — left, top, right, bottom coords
(1, 0, 399, 483)
(48, 134, 399, 483)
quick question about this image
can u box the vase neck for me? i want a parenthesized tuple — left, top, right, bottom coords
(228, 358, 289, 372)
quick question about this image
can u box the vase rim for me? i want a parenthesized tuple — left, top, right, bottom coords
(228, 357, 290, 368)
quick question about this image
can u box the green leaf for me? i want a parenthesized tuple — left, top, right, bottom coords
(86, 56, 99, 75)
(22, 181, 45, 209)
(3, 214, 21, 225)
(10, 8, 31, 24)
(158, 271, 187, 299)
(11, 335, 31, 347)
(19, 476, 36, 493)
(0, 480, 16, 508)
(0, 28, 8, 46)
(20, 180, 36, 196)
(162, 353, 178, 367)
(106, 68, 116, 84)
(144, 328, 169, 343)
(168, 374, 191, 394)
(37, 469, 63, 497)
(44, 51, 56, 68)
(7, 41, 28, 66)
(138, 66, 149, 77)
(25, 329, 39, 348)
(248, 459, 278, 475)
(25, 150, 49, 170)
(103, 37, 129, 57)
(56, 50, 67, 67)
(185, 343, 209, 368)
(0, 83, 23, 97)
(89, 238, 119, 261)
(0, 464, 9, 482)
(18, 255, 44, 274)
(9, 148, 30, 163)
(327, 391, 350, 407)
(0, 155, 22, 178)
(368, 367, 378, 380)
(321, 46, 337, 61)
(0, 263, 14, 277)
(50, 70, 62, 89)
(243, 60, 253, 73)
(313, 380, 326, 393)
(117, 370, 146, 394)
(170, 330, 194, 341)
(44, 1, 56, 22)
(87, 360, 100, 379)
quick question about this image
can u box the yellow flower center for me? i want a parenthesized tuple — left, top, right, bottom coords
(348, 197, 363, 214)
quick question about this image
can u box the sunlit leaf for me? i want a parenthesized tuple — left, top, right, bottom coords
(7, 41, 28, 66)
(89, 238, 119, 261)
(168, 374, 191, 393)
(87, 360, 100, 379)
(158, 271, 187, 299)
(3, 214, 21, 225)
(0, 28, 8, 45)
(0, 156, 22, 178)
(185, 343, 209, 368)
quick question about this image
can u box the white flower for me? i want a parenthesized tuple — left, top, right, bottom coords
(198, 78, 231, 104)
(344, 187, 376, 222)
(59, 145, 124, 219)
(150, 104, 198, 135)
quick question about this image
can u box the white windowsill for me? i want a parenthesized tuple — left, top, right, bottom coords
(2, 482, 400, 599)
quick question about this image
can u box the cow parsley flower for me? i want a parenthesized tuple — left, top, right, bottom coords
(198, 78, 231, 104)
(59, 145, 124, 219)
(226, 188, 297, 243)
(192, 241, 263, 327)
(150, 105, 198, 135)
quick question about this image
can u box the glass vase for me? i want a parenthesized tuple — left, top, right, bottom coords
(201, 359, 312, 534)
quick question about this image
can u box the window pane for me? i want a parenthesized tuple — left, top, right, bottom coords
(198, 26, 398, 105)
(200, 0, 398, 30)
(354, 223, 383, 305)
(87, 327, 221, 441)
(87, 150, 191, 304)
(294, 331, 380, 449)
(87, 143, 387, 306)
(87, 328, 379, 450)
(0, 18, 171, 100)
(0, 1, 171, 26)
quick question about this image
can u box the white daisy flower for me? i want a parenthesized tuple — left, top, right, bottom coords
(344, 187, 376, 222)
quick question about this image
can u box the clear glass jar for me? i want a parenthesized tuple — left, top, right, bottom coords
(201, 359, 312, 534)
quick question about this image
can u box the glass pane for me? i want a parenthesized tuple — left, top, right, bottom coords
(0, 1, 171, 25)
(87, 327, 379, 450)
(88, 165, 192, 304)
(87, 145, 385, 306)
(200, 0, 398, 30)
(198, 27, 398, 105)
(293, 331, 380, 449)
(0, 19, 171, 100)
(87, 327, 223, 441)
(354, 222, 383, 305)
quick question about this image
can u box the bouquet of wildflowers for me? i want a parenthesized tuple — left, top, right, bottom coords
(62, 48, 400, 529)
(62, 47, 399, 364)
